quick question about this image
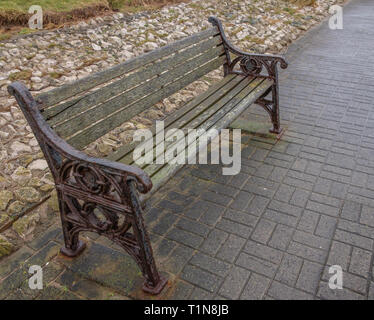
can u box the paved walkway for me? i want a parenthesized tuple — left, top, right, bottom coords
(1, 0, 374, 300)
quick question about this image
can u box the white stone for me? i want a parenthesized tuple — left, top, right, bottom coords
(31, 77, 42, 83)
(144, 42, 158, 52)
(10, 141, 32, 153)
(28, 159, 48, 171)
(0, 131, 9, 140)
(92, 43, 102, 51)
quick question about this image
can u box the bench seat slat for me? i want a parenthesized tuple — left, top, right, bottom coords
(107, 73, 239, 162)
(122, 75, 254, 166)
(138, 78, 274, 199)
(37, 27, 219, 109)
(140, 77, 266, 174)
(54, 45, 225, 139)
(46, 36, 223, 126)
(67, 55, 226, 150)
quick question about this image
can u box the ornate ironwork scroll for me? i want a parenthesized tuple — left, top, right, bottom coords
(209, 16, 289, 134)
(8, 82, 167, 295)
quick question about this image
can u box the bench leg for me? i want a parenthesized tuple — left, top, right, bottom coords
(59, 192, 87, 257)
(57, 184, 167, 294)
(256, 81, 283, 136)
(128, 181, 168, 295)
(269, 82, 282, 134)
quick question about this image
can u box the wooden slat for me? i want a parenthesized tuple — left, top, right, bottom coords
(139, 78, 265, 173)
(142, 78, 274, 198)
(107, 74, 239, 162)
(56, 45, 225, 139)
(123, 76, 254, 166)
(67, 55, 226, 150)
(46, 36, 223, 126)
(37, 27, 219, 109)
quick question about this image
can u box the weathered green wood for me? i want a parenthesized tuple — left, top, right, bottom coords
(138, 78, 265, 174)
(54, 45, 225, 138)
(117, 75, 245, 165)
(46, 36, 223, 126)
(67, 55, 226, 149)
(122, 76, 254, 166)
(142, 79, 274, 192)
(107, 74, 238, 162)
(38, 27, 219, 109)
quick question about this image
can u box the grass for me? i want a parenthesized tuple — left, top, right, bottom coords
(0, 0, 103, 13)
(8, 70, 33, 81)
(0, 0, 180, 13)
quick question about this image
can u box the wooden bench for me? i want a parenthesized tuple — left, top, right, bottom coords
(8, 17, 288, 294)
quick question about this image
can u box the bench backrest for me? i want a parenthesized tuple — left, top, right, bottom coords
(37, 27, 226, 150)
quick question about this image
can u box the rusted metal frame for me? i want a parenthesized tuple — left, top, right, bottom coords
(8, 81, 167, 294)
(208, 16, 288, 134)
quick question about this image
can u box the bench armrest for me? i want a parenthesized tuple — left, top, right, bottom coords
(8, 82, 152, 195)
(209, 16, 288, 79)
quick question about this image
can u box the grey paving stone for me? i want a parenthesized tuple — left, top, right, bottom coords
(327, 241, 352, 271)
(229, 191, 253, 211)
(306, 200, 340, 217)
(317, 281, 365, 300)
(268, 281, 313, 300)
(264, 209, 298, 227)
(155, 238, 177, 258)
(337, 219, 374, 239)
(287, 241, 328, 264)
(216, 218, 252, 238)
(246, 195, 270, 216)
(243, 240, 283, 264)
(341, 201, 362, 222)
(297, 210, 319, 234)
(176, 218, 211, 237)
(169, 280, 195, 300)
(223, 209, 258, 227)
(201, 191, 233, 207)
(296, 261, 324, 294)
(166, 228, 204, 249)
(199, 229, 228, 255)
(190, 252, 231, 277)
(219, 266, 250, 299)
(290, 189, 310, 208)
(240, 273, 271, 300)
(199, 204, 225, 226)
(360, 205, 374, 227)
(293, 230, 330, 250)
(268, 200, 303, 217)
(269, 167, 288, 182)
(334, 229, 373, 251)
(189, 286, 214, 300)
(268, 224, 294, 250)
(275, 253, 303, 287)
(315, 215, 337, 239)
(250, 219, 276, 244)
(274, 184, 295, 203)
(181, 265, 222, 293)
(163, 244, 195, 275)
(216, 234, 246, 263)
(152, 211, 178, 235)
(236, 252, 278, 278)
(349, 247, 372, 278)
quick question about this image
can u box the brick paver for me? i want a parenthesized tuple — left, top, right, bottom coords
(1, 0, 374, 300)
